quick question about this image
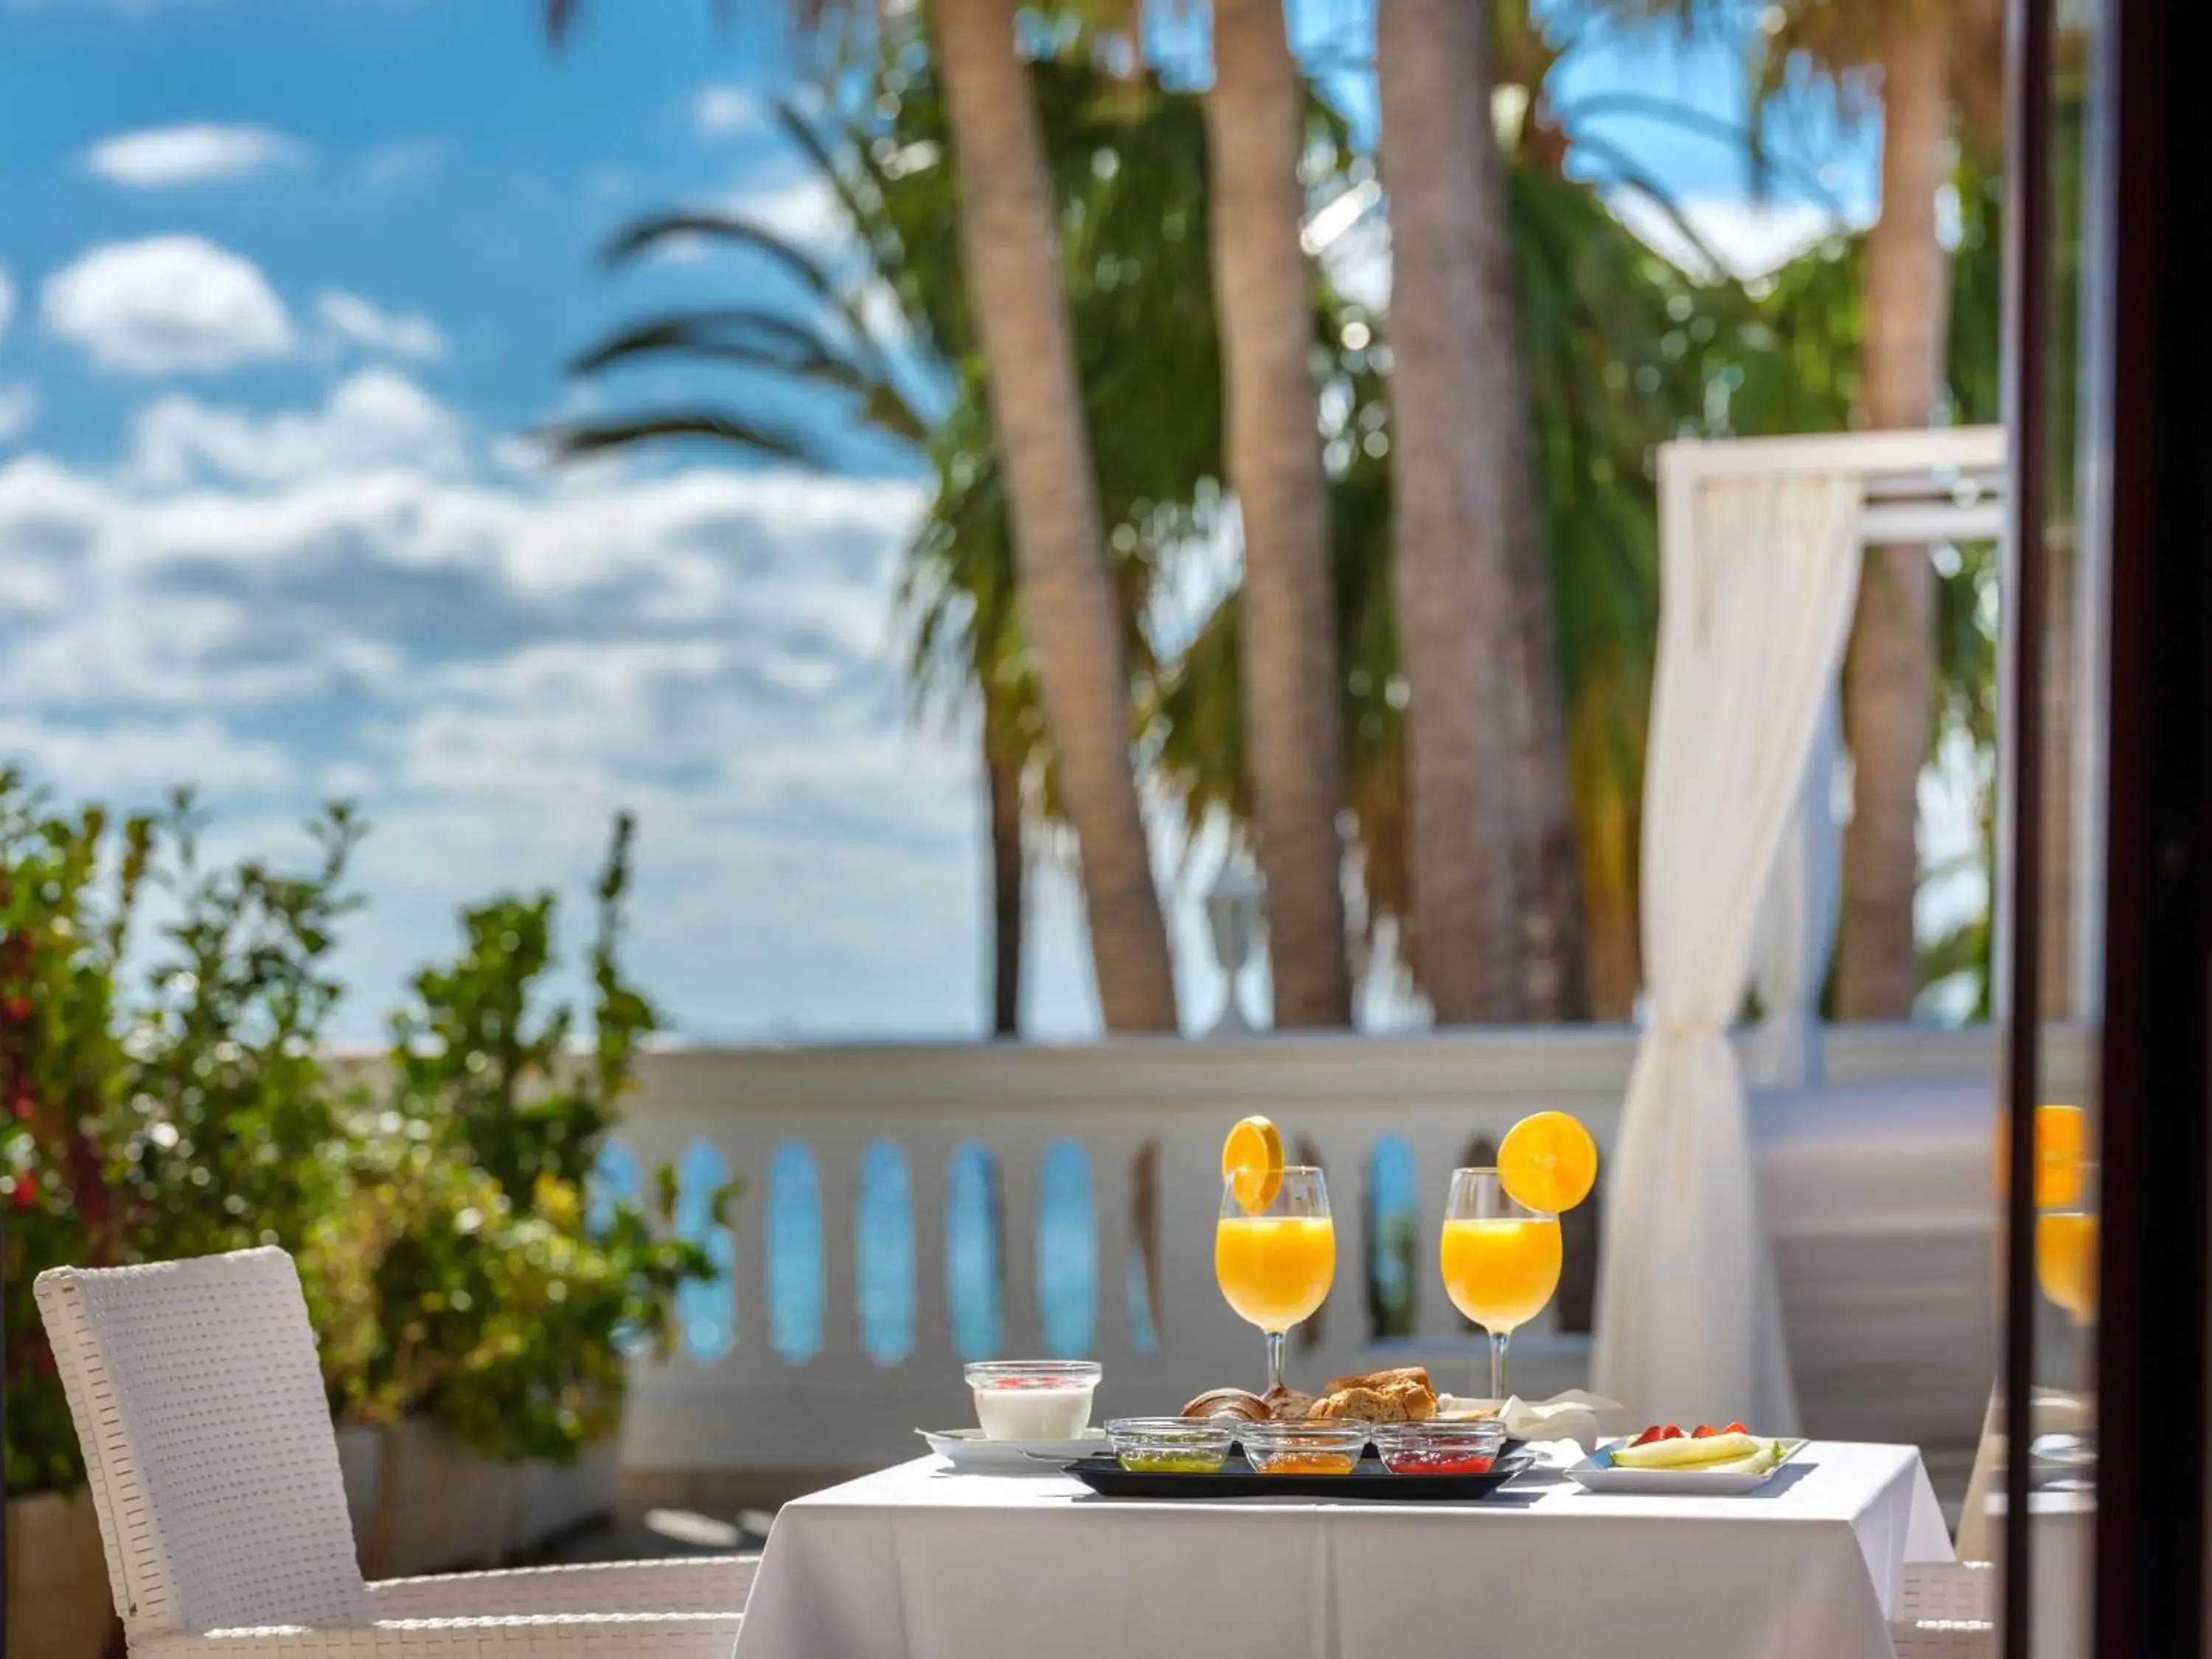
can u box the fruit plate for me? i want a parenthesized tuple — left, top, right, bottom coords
(1565, 1438, 1809, 1496)
(918, 1427, 1107, 1470)
(1065, 1449, 1534, 1501)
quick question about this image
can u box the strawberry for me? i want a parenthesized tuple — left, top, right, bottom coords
(1630, 1425, 1666, 1447)
(1722, 1422, 1747, 1436)
(1692, 1424, 1718, 1438)
(1660, 1425, 1686, 1440)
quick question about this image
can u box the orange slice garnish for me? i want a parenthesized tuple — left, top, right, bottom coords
(1497, 1111, 1598, 1214)
(1222, 1115, 1285, 1214)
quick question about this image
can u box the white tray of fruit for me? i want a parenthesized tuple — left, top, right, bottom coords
(1566, 1423, 1806, 1495)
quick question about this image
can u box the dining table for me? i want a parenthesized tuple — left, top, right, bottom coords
(731, 1439, 1954, 1659)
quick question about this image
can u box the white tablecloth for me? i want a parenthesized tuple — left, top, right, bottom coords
(734, 1441, 1953, 1659)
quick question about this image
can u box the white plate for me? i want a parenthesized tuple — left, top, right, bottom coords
(1565, 1438, 1809, 1496)
(917, 1427, 1107, 1470)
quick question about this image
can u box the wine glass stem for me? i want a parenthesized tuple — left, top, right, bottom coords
(1266, 1329, 1287, 1394)
(1489, 1329, 1510, 1402)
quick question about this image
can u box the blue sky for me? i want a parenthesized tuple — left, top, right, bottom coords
(0, 0, 1879, 1043)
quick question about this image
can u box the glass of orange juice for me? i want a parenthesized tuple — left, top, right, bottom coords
(1215, 1167, 1335, 1394)
(1440, 1167, 1562, 1402)
(2037, 1161, 2099, 1326)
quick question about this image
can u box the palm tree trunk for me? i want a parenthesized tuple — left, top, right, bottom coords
(929, 0, 1179, 1032)
(1470, 7, 1590, 1023)
(1486, 68, 1593, 1026)
(1837, 7, 1952, 1018)
(985, 734, 1024, 1037)
(1203, 0, 1353, 1029)
(1375, 0, 1523, 1023)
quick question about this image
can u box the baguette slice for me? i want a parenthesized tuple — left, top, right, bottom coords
(1312, 1385, 1410, 1423)
(1610, 1431, 1759, 1470)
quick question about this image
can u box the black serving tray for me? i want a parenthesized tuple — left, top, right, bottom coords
(1065, 1448, 1534, 1501)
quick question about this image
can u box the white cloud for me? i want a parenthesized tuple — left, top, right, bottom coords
(42, 235, 295, 374)
(83, 122, 309, 189)
(358, 139, 447, 194)
(0, 714, 296, 796)
(631, 178, 845, 269)
(1610, 192, 1860, 279)
(694, 83, 765, 138)
(0, 369, 1054, 1040)
(0, 384, 36, 445)
(128, 367, 467, 488)
(0, 376, 924, 719)
(314, 291, 449, 363)
(725, 176, 841, 246)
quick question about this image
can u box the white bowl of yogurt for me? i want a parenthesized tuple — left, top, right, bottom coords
(964, 1360, 1103, 1441)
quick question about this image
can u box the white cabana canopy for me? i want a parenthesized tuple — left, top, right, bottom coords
(1592, 425, 2006, 1433)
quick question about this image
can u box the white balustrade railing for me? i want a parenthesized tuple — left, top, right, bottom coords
(612, 1023, 2084, 1478)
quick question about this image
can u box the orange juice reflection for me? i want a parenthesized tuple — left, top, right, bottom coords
(1214, 1216, 1336, 1332)
(1440, 1217, 1562, 1334)
(2037, 1210, 2098, 1326)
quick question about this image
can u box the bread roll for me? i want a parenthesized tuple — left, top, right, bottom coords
(1262, 1385, 1315, 1421)
(1182, 1387, 1270, 1422)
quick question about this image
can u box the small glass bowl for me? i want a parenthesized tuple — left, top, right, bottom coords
(1105, 1417, 1237, 1473)
(1237, 1418, 1372, 1475)
(1369, 1418, 1509, 1475)
(964, 1360, 1103, 1441)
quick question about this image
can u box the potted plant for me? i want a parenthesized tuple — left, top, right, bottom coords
(320, 814, 725, 1567)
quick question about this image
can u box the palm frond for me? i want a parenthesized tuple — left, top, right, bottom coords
(1568, 135, 1732, 276)
(568, 308, 860, 378)
(601, 212, 838, 291)
(531, 410, 824, 465)
(546, 0, 729, 46)
(1555, 92, 1845, 208)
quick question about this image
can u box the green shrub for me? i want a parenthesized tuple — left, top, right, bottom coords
(1, 774, 150, 1494)
(1, 771, 724, 1493)
(115, 793, 366, 1266)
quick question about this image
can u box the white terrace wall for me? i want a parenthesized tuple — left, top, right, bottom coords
(611, 1023, 2087, 1481)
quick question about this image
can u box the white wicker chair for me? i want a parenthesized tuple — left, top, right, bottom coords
(1889, 1561, 1996, 1658)
(34, 1248, 752, 1659)
(1891, 1619, 1997, 1658)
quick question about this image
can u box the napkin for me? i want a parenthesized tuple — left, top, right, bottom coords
(1435, 1389, 1621, 1453)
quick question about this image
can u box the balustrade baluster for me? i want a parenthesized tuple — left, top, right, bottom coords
(997, 1134, 1043, 1356)
(1088, 1132, 1137, 1365)
(814, 1139, 865, 1371)
(723, 1121, 775, 1363)
(908, 1132, 952, 1370)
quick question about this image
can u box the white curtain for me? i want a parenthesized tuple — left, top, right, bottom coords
(1592, 468, 1863, 1433)
(1745, 690, 1847, 1089)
